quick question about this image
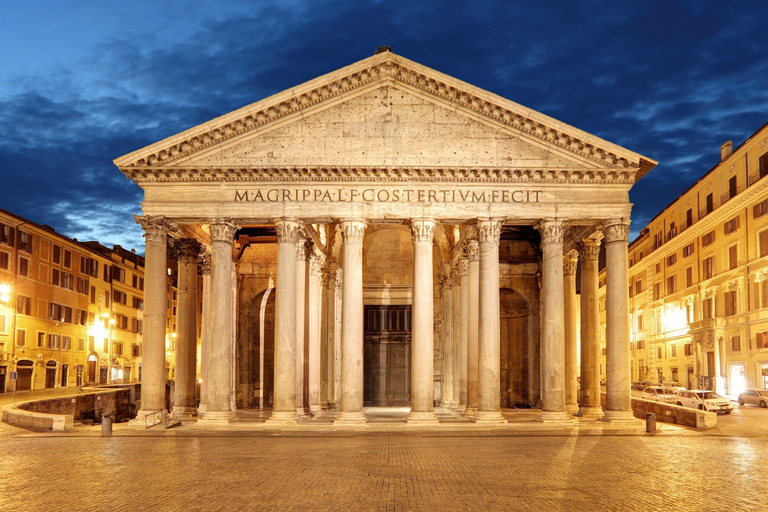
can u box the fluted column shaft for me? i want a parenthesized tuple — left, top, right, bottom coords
(476, 219, 505, 424)
(173, 239, 201, 416)
(266, 218, 301, 425)
(334, 219, 367, 425)
(604, 218, 634, 421)
(537, 219, 570, 422)
(198, 253, 211, 414)
(308, 255, 323, 413)
(458, 259, 469, 412)
(563, 252, 579, 414)
(577, 238, 603, 418)
(132, 216, 176, 421)
(408, 219, 439, 424)
(198, 219, 238, 425)
(466, 240, 480, 416)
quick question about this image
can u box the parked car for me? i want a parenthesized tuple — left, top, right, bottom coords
(675, 390, 733, 414)
(641, 386, 678, 403)
(737, 390, 768, 408)
(664, 381, 686, 393)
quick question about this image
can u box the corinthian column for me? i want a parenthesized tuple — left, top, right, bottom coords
(563, 251, 579, 414)
(266, 218, 301, 425)
(441, 271, 454, 409)
(173, 238, 201, 417)
(457, 258, 469, 413)
(536, 219, 573, 423)
(465, 239, 480, 418)
(197, 219, 239, 426)
(308, 254, 323, 413)
(476, 219, 506, 425)
(603, 218, 635, 423)
(197, 252, 212, 415)
(408, 218, 439, 424)
(451, 268, 462, 410)
(577, 237, 603, 418)
(130, 216, 176, 425)
(295, 237, 310, 417)
(334, 219, 367, 426)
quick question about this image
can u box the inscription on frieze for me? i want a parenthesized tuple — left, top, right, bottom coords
(234, 188, 542, 204)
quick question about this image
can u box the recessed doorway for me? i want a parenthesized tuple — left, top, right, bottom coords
(364, 305, 411, 406)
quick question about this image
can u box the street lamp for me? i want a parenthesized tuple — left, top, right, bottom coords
(0, 283, 18, 403)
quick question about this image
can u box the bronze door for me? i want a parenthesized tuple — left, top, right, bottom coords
(364, 340, 411, 406)
(387, 343, 410, 406)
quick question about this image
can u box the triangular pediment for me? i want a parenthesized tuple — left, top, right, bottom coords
(115, 51, 656, 181)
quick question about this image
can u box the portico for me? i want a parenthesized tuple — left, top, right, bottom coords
(116, 50, 656, 427)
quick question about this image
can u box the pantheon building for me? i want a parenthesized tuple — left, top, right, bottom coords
(115, 49, 656, 426)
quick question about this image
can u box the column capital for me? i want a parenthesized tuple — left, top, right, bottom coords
(134, 215, 177, 243)
(535, 219, 566, 245)
(563, 252, 578, 276)
(603, 218, 631, 244)
(451, 268, 462, 286)
(209, 219, 240, 243)
(577, 237, 601, 261)
(198, 251, 211, 275)
(410, 218, 436, 243)
(465, 240, 479, 262)
(477, 219, 502, 243)
(309, 254, 324, 276)
(339, 219, 367, 243)
(457, 257, 469, 276)
(175, 238, 202, 264)
(274, 218, 303, 243)
(296, 237, 311, 260)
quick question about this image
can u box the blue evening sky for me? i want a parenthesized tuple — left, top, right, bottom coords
(1, 1, 767, 252)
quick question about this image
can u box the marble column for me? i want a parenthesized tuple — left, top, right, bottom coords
(408, 218, 439, 424)
(577, 237, 603, 418)
(334, 219, 367, 426)
(197, 252, 212, 415)
(457, 258, 469, 413)
(441, 271, 454, 409)
(265, 218, 301, 425)
(603, 218, 635, 422)
(465, 239, 480, 417)
(324, 263, 339, 409)
(476, 219, 506, 425)
(308, 254, 323, 413)
(197, 219, 239, 426)
(173, 238, 201, 417)
(451, 268, 462, 410)
(537, 219, 572, 422)
(295, 237, 310, 417)
(563, 251, 579, 414)
(131, 216, 176, 424)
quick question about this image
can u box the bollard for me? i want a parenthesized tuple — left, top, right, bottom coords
(645, 412, 656, 433)
(101, 412, 113, 436)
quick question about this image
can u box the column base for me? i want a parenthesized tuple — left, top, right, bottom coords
(601, 410, 638, 424)
(566, 403, 579, 414)
(128, 409, 165, 427)
(537, 410, 578, 424)
(172, 405, 197, 419)
(309, 404, 323, 414)
(463, 406, 477, 419)
(197, 403, 207, 416)
(577, 406, 604, 419)
(296, 407, 311, 418)
(474, 410, 507, 426)
(196, 410, 235, 426)
(407, 411, 440, 425)
(333, 411, 367, 426)
(441, 400, 456, 410)
(264, 410, 299, 426)
(456, 404, 467, 414)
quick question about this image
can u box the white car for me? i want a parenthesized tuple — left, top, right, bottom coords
(675, 390, 733, 414)
(641, 386, 678, 403)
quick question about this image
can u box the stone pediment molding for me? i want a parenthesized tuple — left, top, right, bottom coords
(115, 52, 656, 180)
(721, 277, 743, 292)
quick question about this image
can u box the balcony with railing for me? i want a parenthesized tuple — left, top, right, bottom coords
(749, 169, 768, 186)
(720, 184, 744, 207)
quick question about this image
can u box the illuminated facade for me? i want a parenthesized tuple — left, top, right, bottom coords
(599, 122, 768, 394)
(0, 208, 183, 393)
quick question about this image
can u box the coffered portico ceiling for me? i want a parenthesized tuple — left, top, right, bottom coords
(115, 51, 656, 224)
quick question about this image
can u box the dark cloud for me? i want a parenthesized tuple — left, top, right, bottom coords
(1, 0, 767, 248)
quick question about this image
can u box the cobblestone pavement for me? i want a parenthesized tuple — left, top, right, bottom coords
(0, 428, 764, 511)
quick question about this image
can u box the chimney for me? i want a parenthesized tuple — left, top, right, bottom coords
(721, 141, 733, 160)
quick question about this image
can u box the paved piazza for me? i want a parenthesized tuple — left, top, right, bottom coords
(0, 421, 764, 511)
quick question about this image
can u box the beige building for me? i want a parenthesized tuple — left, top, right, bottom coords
(0, 208, 181, 393)
(598, 121, 768, 395)
(115, 49, 657, 426)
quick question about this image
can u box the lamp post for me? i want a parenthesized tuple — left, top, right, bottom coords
(1, 284, 18, 403)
